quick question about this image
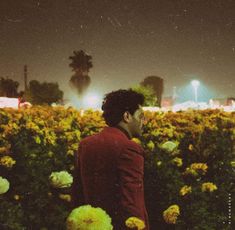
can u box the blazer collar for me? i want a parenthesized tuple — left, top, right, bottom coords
(103, 126, 131, 140)
(115, 125, 131, 140)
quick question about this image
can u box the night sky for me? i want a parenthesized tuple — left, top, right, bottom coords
(0, 0, 234, 103)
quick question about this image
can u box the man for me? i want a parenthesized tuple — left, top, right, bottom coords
(72, 89, 149, 230)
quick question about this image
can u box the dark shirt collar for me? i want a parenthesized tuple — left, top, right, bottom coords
(115, 125, 131, 140)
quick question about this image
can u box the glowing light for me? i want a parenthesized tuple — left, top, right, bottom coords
(191, 80, 200, 88)
(191, 80, 200, 103)
(82, 93, 102, 109)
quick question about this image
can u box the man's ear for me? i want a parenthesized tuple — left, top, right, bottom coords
(123, 111, 132, 123)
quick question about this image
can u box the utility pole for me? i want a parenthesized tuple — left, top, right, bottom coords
(24, 65, 28, 91)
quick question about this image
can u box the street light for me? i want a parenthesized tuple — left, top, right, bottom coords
(191, 80, 200, 103)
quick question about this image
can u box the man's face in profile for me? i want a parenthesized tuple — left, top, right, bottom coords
(130, 105, 145, 138)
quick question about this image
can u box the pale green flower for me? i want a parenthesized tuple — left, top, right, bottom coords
(0, 176, 10, 194)
(66, 205, 113, 230)
(49, 171, 73, 188)
(160, 141, 179, 153)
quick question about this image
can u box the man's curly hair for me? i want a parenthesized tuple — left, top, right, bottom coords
(101, 89, 145, 127)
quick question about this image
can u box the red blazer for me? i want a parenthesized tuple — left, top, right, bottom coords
(72, 126, 149, 230)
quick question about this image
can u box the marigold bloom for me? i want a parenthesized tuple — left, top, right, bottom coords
(59, 194, 71, 202)
(146, 140, 155, 151)
(188, 144, 193, 151)
(184, 163, 208, 176)
(125, 217, 145, 230)
(180, 185, 192, 196)
(0, 146, 9, 155)
(0, 156, 16, 168)
(163, 204, 180, 224)
(231, 161, 235, 167)
(156, 160, 162, 166)
(48, 151, 54, 157)
(66, 205, 113, 230)
(191, 163, 208, 171)
(132, 138, 141, 145)
(201, 182, 217, 192)
(14, 194, 20, 200)
(172, 157, 183, 167)
(67, 150, 74, 156)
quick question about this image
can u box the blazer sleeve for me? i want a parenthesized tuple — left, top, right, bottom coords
(117, 144, 147, 227)
(71, 143, 85, 208)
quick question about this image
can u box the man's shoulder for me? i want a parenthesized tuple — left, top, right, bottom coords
(79, 129, 121, 146)
(79, 132, 100, 145)
(79, 129, 145, 155)
(121, 139, 145, 157)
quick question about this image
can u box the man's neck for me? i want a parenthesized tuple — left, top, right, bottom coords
(115, 124, 132, 139)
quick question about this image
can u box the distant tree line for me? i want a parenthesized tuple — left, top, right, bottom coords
(0, 77, 19, 98)
(0, 49, 165, 106)
(0, 77, 63, 105)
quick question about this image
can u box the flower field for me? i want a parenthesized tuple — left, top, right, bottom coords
(0, 106, 234, 229)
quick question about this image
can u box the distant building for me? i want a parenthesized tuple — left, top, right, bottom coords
(210, 98, 228, 106)
(0, 97, 31, 109)
(0, 97, 18, 108)
(227, 97, 235, 106)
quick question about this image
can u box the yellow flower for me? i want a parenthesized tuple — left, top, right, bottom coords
(147, 140, 155, 151)
(201, 182, 217, 192)
(67, 150, 74, 156)
(0, 156, 16, 168)
(59, 194, 71, 202)
(180, 185, 192, 196)
(163, 204, 180, 224)
(125, 217, 145, 230)
(34, 136, 41, 144)
(26, 121, 41, 132)
(71, 143, 79, 151)
(14, 195, 20, 200)
(184, 163, 208, 176)
(156, 161, 162, 167)
(172, 157, 183, 167)
(48, 151, 54, 157)
(132, 138, 141, 145)
(191, 163, 208, 171)
(0, 146, 10, 155)
(231, 161, 235, 167)
(188, 144, 193, 151)
(66, 205, 113, 230)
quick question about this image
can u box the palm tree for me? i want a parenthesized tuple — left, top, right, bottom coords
(69, 50, 93, 75)
(68, 50, 93, 97)
(69, 74, 91, 95)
